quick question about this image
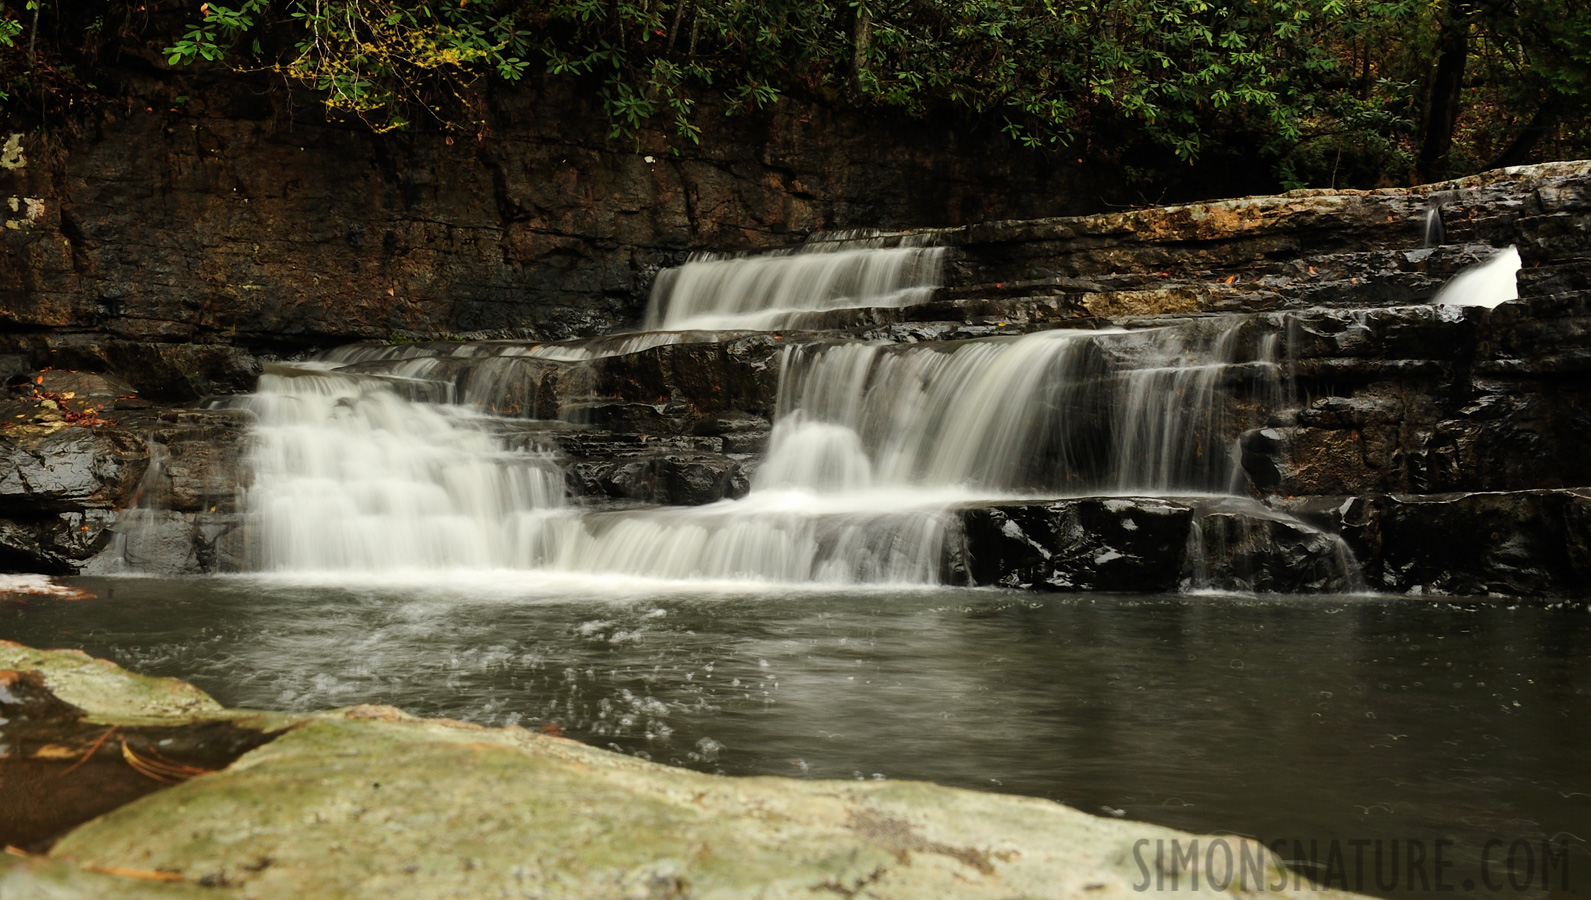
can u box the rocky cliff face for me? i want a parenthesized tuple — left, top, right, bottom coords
(0, 73, 1097, 400)
(3, 143, 1589, 594)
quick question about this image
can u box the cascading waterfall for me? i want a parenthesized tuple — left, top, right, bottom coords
(238, 358, 954, 583)
(191, 238, 1357, 588)
(239, 364, 567, 572)
(764, 322, 1276, 496)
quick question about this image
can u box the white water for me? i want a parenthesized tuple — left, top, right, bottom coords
(645, 239, 943, 331)
(1432, 246, 1521, 308)
(239, 365, 566, 572)
(767, 323, 1275, 495)
(234, 357, 977, 584)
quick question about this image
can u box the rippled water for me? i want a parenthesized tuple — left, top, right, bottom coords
(3, 578, 1587, 897)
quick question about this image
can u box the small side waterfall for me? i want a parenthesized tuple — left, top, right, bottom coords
(1421, 204, 1446, 248)
(1432, 246, 1521, 307)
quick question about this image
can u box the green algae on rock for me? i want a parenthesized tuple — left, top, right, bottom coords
(0, 640, 222, 721)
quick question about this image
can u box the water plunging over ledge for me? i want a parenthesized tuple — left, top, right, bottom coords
(644, 234, 944, 332)
(113, 237, 1360, 590)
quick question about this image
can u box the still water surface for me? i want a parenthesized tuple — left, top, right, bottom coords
(4, 577, 1588, 897)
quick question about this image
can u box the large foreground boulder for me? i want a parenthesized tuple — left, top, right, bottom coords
(0, 641, 1368, 900)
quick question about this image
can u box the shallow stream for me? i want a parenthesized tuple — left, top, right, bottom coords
(5, 577, 1587, 897)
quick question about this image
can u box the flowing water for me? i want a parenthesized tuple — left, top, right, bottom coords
(205, 310, 1309, 587)
(644, 235, 943, 331)
(1432, 246, 1522, 308)
(3, 580, 1587, 899)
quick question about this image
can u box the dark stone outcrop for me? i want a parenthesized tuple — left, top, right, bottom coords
(0, 426, 147, 510)
(0, 71, 1101, 398)
(1281, 489, 1591, 597)
(0, 374, 249, 573)
(954, 497, 1359, 594)
(931, 161, 1591, 321)
(958, 498, 1194, 592)
(1239, 298, 1591, 497)
(562, 438, 753, 507)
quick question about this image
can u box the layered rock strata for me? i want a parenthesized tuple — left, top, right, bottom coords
(1, 163, 1589, 594)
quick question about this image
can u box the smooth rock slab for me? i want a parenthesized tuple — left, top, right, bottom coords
(0, 640, 224, 720)
(47, 711, 1326, 900)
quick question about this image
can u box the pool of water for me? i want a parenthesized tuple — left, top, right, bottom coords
(4, 576, 1588, 897)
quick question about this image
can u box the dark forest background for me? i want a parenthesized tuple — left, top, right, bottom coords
(3, 0, 1588, 200)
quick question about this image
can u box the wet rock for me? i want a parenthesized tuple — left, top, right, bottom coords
(584, 334, 785, 426)
(0, 396, 251, 574)
(1233, 298, 1591, 497)
(957, 497, 1364, 594)
(0, 425, 148, 510)
(115, 408, 254, 513)
(690, 411, 773, 455)
(959, 499, 1194, 592)
(1372, 490, 1591, 596)
(568, 452, 750, 506)
(1277, 489, 1591, 596)
(86, 509, 252, 576)
(27, 369, 139, 406)
(1481, 292, 1591, 374)
(0, 509, 118, 574)
(1185, 500, 1360, 593)
(23, 339, 265, 402)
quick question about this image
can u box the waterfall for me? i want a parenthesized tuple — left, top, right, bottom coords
(228, 327, 1287, 585)
(1421, 204, 1446, 248)
(177, 240, 1361, 589)
(239, 364, 566, 573)
(237, 359, 955, 583)
(644, 239, 944, 331)
(766, 322, 1278, 496)
(1431, 246, 1521, 308)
